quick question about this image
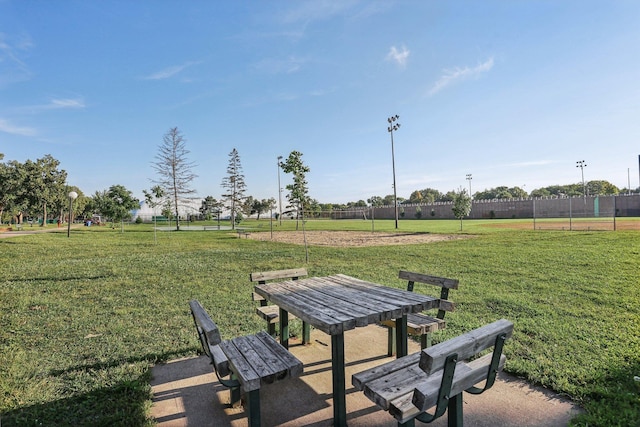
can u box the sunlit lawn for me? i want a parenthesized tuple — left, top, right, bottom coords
(1, 219, 638, 426)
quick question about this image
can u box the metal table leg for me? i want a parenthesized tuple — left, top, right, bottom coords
(396, 314, 408, 358)
(279, 308, 289, 349)
(331, 333, 347, 427)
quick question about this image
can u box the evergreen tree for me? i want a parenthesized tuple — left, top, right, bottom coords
(221, 148, 247, 229)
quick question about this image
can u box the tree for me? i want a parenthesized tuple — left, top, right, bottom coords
(452, 188, 472, 231)
(367, 196, 383, 207)
(281, 150, 311, 261)
(200, 195, 222, 220)
(0, 154, 18, 222)
(143, 185, 166, 242)
(221, 148, 247, 230)
(19, 155, 68, 226)
(587, 180, 619, 196)
(244, 197, 276, 220)
(93, 185, 140, 232)
(151, 127, 198, 231)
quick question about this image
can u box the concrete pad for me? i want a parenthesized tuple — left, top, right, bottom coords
(151, 325, 582, 426)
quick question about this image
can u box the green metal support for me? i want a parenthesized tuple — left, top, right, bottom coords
(388, 326, 396, 356)
(230, 373, 242, 407)
(279, 308, 289, 350)
(246, 389, 261, 427)
(332, 333, 347, 427)
(302, 321, 310, 344)
(396, 314, 408, 358)
(267, 321, 276, 337)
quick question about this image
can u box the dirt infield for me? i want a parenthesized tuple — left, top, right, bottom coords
(247, 231, 472, 247)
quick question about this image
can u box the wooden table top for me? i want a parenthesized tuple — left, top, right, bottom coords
(253, 274, 439, 335)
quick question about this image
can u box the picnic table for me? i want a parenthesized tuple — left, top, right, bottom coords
(253, 274, 439, 427)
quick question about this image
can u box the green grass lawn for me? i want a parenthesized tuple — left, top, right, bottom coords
(1, 219, 639, 426)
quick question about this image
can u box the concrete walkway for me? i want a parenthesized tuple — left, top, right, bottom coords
(151, 325, 582, 426)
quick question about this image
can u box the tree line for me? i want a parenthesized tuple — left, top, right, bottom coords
(1, 127, 634, 227)
(0, 128, 313, 231)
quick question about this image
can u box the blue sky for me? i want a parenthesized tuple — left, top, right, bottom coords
(1, 1, 639, 204)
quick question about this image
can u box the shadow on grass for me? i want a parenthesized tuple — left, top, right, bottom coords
(47, 348, 195, 377)
(2, 373, 153, 427)
(2, 349, 195, 427)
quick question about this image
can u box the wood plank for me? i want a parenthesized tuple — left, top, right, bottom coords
(309, 277, 406, 321)
(363, 364, 429, 410)
(332, 275, 438, 313)
(255, 305, 297, 323)
(255, 331, 303, 378)
(411, 353, 506, 413)
(210, 344, 230, 377)
(419, 319, 513, 374)
(388, 392, 421, 424)
(235, 335, 289, 384)
(255, 281, 355, 335)
(219, 339, 262, 392)
(250, 268, 308, 282)
(399, 270, 459, 289)
(352, 352, 421, 390)
(297, 277, 384, 325)
(438, 300, 455, 312)
(189, 300, 222, 346)
(380, 314, 445, 335)
(251, 292, 266, 301)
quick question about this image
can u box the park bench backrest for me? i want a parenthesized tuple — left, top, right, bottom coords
(189, 299, 230, 377)
(412, 318, 514, 415)
(250, 268, 308, 303)
(399, 270, 459, 319)
(250, 268, 308, 283)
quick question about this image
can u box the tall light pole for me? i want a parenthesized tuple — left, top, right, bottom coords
(466, 174, 473, 198)
(277, 155, 283, 225)
(576, 160, 587, 200)
(387, 115, 400, 229)
(67, 191, 78, 238)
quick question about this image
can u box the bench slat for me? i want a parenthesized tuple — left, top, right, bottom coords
(399, 270, 459, 289)
(210, 344, 230, 377)
(352, 352, 421, 391)
(254, 330, 303, 378)
(189, 300, 222, 346)
(420, 319, 513, 374)
(219, 339, 262, 392)
(250, 268, 308, 282)
(232, 335, 286, 384)
(380, 313, 446, 335)
(363, 364, 429, 410)
(256, 305, 297, 323)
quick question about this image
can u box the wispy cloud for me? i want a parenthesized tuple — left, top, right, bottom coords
(428, 57, 494, 96)
(253, 56, 307, 74)
(386, 45, 410, 68)
(281, 0, 358, 25)
(49, 98, 85, 109)
(15, 97, 86, 113)
(143, 61, 200, 80)
(0, 118, 36, 136)
(0, 32, 34, 86)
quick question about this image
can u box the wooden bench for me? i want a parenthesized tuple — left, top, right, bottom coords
(250, 268, 310, 344)
(189, 300, 303, 427)
(381, 270, 459, 356)
(353, 319, 513, 426)
(237, 228, 251, 238)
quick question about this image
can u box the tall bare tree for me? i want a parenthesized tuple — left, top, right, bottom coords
(221, 148, 247, 230)
(151, 127, 197, 231)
